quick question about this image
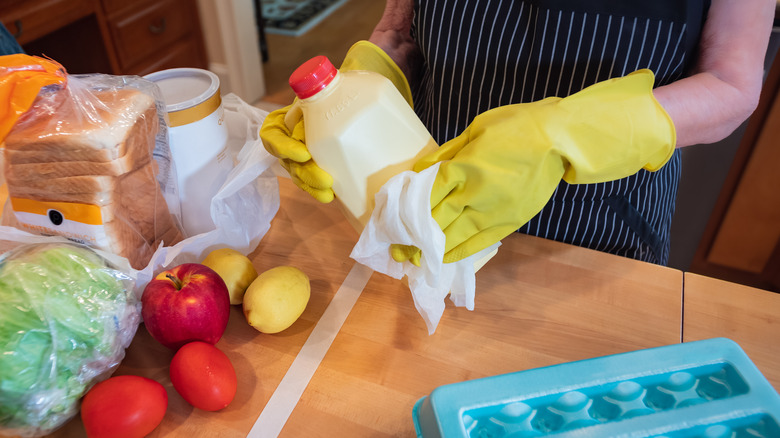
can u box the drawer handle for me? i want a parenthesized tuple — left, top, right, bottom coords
(149, 18, 167, 34)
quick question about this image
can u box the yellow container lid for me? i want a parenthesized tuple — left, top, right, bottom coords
(144, 68, 222, 127)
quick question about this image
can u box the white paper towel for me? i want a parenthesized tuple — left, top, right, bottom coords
(350, 163, 500, 334)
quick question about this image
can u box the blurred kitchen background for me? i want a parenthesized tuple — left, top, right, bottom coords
(1, 0, 778, 291)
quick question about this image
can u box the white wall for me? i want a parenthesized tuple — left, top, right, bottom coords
(195, 0, 266, 103)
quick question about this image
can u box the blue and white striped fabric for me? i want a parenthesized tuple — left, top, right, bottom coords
(410, 0, 708, 265)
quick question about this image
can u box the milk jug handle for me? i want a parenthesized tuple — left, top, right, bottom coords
(283, 99, 303, 132)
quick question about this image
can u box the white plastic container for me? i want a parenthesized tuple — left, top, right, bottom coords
(144, 68, 233, 237)
(289, 56, 438, 232)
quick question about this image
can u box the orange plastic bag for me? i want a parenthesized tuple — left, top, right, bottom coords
(0, 54, 66, 142)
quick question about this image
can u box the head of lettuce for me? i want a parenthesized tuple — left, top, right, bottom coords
(0, 242, 138, 437)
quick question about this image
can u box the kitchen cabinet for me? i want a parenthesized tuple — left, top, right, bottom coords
(0, 0, 207, 76)
(690, 41, 780, 292)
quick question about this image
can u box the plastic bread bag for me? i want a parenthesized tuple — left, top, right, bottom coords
(0, 55, 280, 293)
(0, 238, 138, 437)
(0, 54, 184, 270)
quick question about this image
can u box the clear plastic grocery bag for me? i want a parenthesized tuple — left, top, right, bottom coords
(0, 240, 138, 437)
(134, 93, 280, 293)
(0, 55, 280, 290)
(1, 60, 183, 271)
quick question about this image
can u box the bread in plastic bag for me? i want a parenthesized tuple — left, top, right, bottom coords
(0, 241, 139, 437)
(1, 68, 184, 270)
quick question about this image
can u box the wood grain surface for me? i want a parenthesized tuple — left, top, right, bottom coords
(47, 177, 689, 437)
(683, 272, 780, 391)
(273, 178, 684, 437)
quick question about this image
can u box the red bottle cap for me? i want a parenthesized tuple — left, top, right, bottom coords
(288, 56, 338, 99)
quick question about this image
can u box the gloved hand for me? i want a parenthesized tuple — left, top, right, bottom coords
(391, 69, 675, 264)
(260, 41, 413, 203)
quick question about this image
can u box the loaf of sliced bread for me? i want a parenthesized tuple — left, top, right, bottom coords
(3, 87, 181, 269)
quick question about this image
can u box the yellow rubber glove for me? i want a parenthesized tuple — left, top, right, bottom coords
(392, 69, 675, 264)
(260, 41, 413, 203)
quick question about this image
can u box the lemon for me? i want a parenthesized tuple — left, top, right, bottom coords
(201, 248, 259, 305)
(242, 266, 310, 333)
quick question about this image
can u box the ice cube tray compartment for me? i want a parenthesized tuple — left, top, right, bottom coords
(412, 338, 780, 438)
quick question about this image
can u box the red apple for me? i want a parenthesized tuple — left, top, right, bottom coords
(141, 263, 230, 350)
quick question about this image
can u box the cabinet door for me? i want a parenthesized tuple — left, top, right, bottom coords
(126, 38, 204, 76)
(691, 50, 780, 292)
(109, 0, 199, 70)
(0, 0, 93, 45)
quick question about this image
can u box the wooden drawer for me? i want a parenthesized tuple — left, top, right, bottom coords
(109, 0, 196, 70)
(100, 0, 131, 16)
(0, 0, 94, 45)
(126, 38, 205, 76)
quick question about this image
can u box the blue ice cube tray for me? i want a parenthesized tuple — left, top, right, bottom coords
(412, 338, 780, 437)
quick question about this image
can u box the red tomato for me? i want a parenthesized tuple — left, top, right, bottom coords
(169, 341, 237, 411)
(81, 375, 167, 438)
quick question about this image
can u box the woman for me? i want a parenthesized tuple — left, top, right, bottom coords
(261, 0, 775, 266)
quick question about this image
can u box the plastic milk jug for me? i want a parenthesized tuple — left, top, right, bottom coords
(288, 56, 438, 233)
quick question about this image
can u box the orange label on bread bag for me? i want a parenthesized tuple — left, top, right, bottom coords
(10, 197, 109, 247)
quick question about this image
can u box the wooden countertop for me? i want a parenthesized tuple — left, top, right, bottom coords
(683, 272, 780, 391)
(47, 177, 780, 437)
(282, 210, 684, 437)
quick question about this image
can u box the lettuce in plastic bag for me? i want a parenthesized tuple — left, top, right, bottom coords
(0, 242, 139, 437)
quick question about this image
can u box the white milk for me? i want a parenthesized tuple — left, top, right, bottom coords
(289, 56, 438, 233)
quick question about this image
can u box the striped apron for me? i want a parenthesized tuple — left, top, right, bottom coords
(410, 0, 709, 265)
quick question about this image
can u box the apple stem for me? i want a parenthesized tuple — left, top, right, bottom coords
(166, 273, 183, 290)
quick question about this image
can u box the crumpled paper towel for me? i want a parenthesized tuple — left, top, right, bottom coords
(350, 163, 500, 334)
